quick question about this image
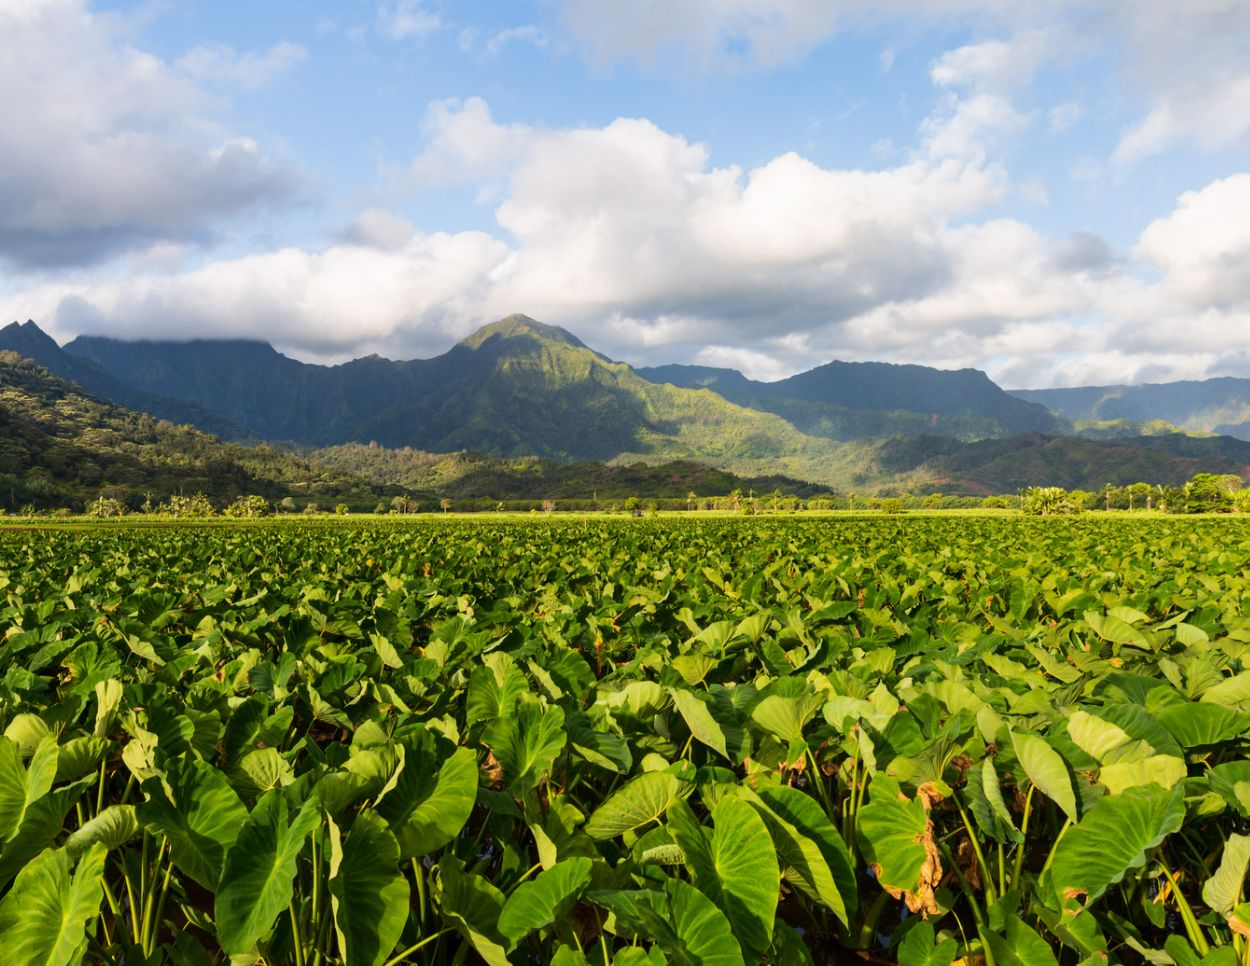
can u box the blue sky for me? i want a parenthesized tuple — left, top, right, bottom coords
(4, 0, 1250, 388)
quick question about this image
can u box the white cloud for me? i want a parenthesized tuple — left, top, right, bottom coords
(377, 0, 441, 41)
(1136, 174, 1250, 309)
(9, 90, 1250, 392)
(176, 40, 308, 88)
(0, 0, 298, 267)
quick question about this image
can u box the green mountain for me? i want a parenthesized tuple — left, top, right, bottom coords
(60, 314, 854, 483)
(638, 359, 1064, 440)
(0, 320, 253, 440)
(0, 351, 398, 512)
(1011, 379, 1250, 441)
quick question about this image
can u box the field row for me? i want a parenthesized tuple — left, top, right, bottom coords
(1, 517, 1249, 964)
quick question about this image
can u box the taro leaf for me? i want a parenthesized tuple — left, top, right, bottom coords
(725, 785, 855, 927)
(551, 947, 591, 966)
(966, 758, 1022, 844)
(566, 711, 632, 774)
(328, 811, 409, 966)
(1011, 731, 1078, 822)
(0, 782, 89, 888)
(586, 771, 682, 840)
(1099, 755, 1187, 795)
(1085, 611, 1152, 649)
(666, 797, 778, 958)
(215, 791, 321, 954)
(438, 857, 510, 966)
(0, 735, 58, 842)
(136, 760, 249, 890)
(896, 920, 957, 966)
(54, 737, 110, 783)
(1145, 688, 1250, 749)
(754, 785, 856, 925)
(670, 688, 749, 764)
(482, 702, 566, 791)
(652, 877, 746, 966)
(857, 773, 940, 917)
(1067, 710, 1136, 763)
(0, 843, 107, 966)
(1049, 783, 1184, 909)
(466, 654, 529, 727)
(66, 805, 139, 859)
(1209, 762, 1250, 816)
(984, 915, 1060, 966)
(1203, 833, 1250, 918)
(376, 746, 477, 858)
(1202, 672, 1250, 711)
(749, 692, 822, 745)
(498, 856, 594, 945)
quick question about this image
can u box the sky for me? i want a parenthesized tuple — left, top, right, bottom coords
(2, 0, 1250, 388)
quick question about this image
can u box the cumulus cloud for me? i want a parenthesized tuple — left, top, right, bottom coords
(7, 88, 1250, 390)
(0, 0, 299, 268)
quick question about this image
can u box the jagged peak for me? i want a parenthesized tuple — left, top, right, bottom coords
(458, 314, 587, 351)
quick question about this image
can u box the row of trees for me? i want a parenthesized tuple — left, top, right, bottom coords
(1022, 474, 1246, 515)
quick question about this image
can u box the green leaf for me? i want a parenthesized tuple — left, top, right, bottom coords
(1011, 731, 1078, 821)
(670, 688, 731, 761)
(858, 773, 939, 916)
(656, 877, 746, 966)
(438, 857, 510, 966)
(54, 737, 110, 783)
(466, 654, 529, 727)
(896, 920, 957, 966)
(586, 771, 682, 840)
(985, 915, 1060, 966)
(1099, 755, 1187, 794)
(215, 791, 321, 954)
(666, 796, 778, 958)
(482, 702, 566, 791)
(66, 805, 138, 859)
(136, 760, 249, 890)
(498, 857, 594, 945)
(376, 745, 477, 858)
(1049, 783, 1184, 908)
(0, 735, 58, 842)
(328, 811, 410, 966)
(1146, 689, 1250, 749)
(1203, 833, 1250, 918)
(0, 844, 107, 966)
(753, 784, 856, 926)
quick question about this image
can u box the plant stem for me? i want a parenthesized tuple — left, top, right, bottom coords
(290, 901, 307, 966)
(382, 927, 455, 966)
(1158, 858, 1209, 956)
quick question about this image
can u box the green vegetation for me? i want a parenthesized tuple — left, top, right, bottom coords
(4, 515, 1250, 963)
(0, 351, 401, 513)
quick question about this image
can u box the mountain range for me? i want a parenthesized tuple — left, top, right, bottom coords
(4, 313, 1250, 497)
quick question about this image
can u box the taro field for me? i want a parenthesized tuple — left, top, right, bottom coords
(3, 515, 1250, 965)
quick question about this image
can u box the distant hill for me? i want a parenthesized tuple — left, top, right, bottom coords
(308, 445, 834, 501)
(874, 432, 1250, 494)
(638, 360, 1064, 440)
(1012, 379, 1250, 440)
(0, 351, 398, 512)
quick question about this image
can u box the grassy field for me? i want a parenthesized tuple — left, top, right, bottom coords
(1, 515, 1249, 964)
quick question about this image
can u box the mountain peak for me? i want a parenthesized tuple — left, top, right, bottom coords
(0, 319, 59, 353)
(459, 314, 587, 351)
